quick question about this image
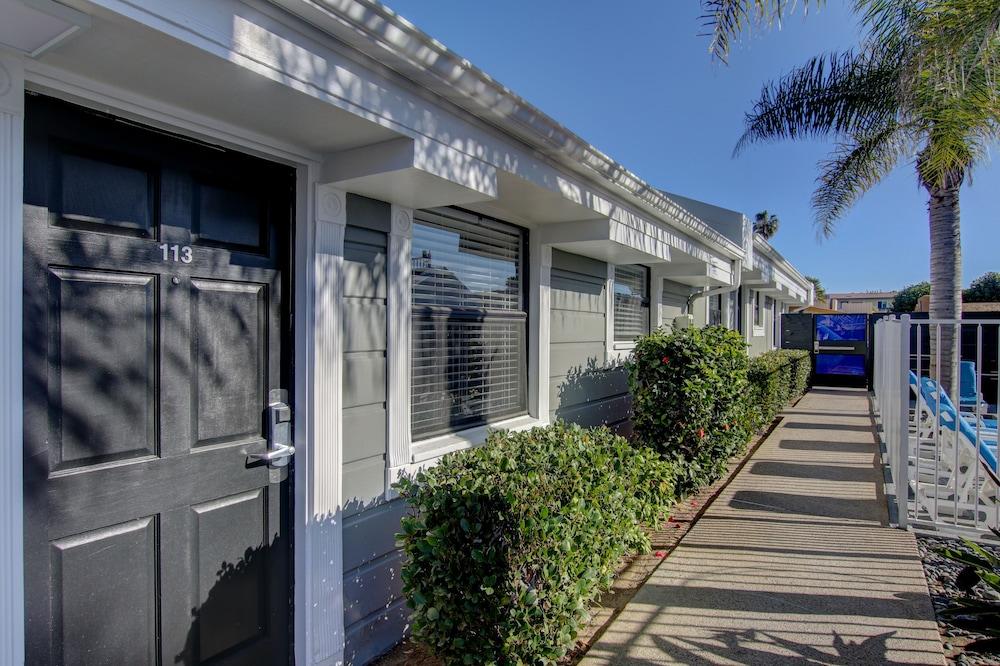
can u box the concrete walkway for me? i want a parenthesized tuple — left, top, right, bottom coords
(582, 387, 945, 665)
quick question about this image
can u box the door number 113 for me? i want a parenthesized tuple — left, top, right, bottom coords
(159, 243, 193, 264)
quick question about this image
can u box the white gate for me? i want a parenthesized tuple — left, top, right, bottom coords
(872, 315, 999, 536)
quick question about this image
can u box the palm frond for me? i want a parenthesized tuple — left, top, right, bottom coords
(811, 121, 910, 236)
(700, 0, 826, 64)
(735, 48, 902, 155)
(912, 0, 1000, 95)
(912, 64, 1000, 187)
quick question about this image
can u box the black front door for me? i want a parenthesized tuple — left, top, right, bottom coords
(23, 94, 294, 665)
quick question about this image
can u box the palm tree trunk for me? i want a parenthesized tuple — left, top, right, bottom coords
(925, 175, 963, 395)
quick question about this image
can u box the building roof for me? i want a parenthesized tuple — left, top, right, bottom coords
(275, 0, 744, 258)
(827, 291, 898, 300)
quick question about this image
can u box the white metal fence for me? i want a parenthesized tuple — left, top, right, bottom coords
(872, 315, 999, 536)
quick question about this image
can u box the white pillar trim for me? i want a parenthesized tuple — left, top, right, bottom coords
(386, 204, 412, 495)
(304, 182, 347, 665)
(0, 52, 25, 666)
(605, 262, 616, 361)
(528, 236, 552, 422)
(650, 265, 665, 330)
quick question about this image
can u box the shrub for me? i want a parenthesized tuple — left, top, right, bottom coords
(891, 281, 931, 312)
(628, 325, 754, 493)
(395, 422, 676, 665)
(747, 349, 811, 428)
(936, 527, 1000, 652)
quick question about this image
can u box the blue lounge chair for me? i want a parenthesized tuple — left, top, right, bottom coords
(921, 374, 998, 434)
(912, 373, 997, 474)
(959, 361, 991, 414)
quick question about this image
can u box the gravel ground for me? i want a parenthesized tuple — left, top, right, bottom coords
(916, 534, 1000, 666)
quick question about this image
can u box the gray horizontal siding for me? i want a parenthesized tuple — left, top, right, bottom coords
(343, 499, 410, 664)
(344, 598, 409, 666)
(548, 249, 630, 430)
(341, 196, 407, 665)
(661, 278, 690, 326)
(342, 220, 388, 515)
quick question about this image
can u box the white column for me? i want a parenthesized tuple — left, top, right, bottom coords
(605, 262, 616, 361)
(385, 205, 412, 493)
(306, 183, 346, 666)
(0, 53, 24, 666)
(528, 235, 552, 421)
(743, 287, 754, 344)
(650, 266, 664, 330)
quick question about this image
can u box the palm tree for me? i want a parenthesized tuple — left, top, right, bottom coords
(700, 0, 1000, 392)
(753, 210, 780, 238)
(805, 275, 827, 302)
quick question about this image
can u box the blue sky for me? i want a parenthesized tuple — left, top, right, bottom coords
(384, 0, 996, 293)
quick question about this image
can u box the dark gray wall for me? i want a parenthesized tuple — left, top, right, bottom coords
(339, 195, 408, 665)
(548, 249, 631, 434)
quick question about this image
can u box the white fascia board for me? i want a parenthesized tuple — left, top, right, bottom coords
(753, 235, 811, 293)
(536, 219, 671, 265)
(320, 135, 498, 208)
(75, 0, 742, 257)
(536, 216, 733, 268)
(258, 0, 743, 258)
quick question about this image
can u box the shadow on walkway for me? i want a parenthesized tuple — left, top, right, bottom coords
(581, 387, 944, 665)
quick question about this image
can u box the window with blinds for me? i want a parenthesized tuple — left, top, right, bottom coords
(614, 264, 650, 342)
(411, 209, 527, 438)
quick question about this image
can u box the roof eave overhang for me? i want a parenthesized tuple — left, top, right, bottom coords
(269, 0, 743, 259)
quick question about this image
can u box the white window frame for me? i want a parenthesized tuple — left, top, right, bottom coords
(399, 213, 548, 472)
(610, 263, 651, 350)
(752, 289, 766, 337)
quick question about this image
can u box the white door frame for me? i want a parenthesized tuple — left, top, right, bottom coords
(0, 51, 27, 666)
(4, 59, 348, 666)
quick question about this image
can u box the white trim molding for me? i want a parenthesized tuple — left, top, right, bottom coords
(385, 204, 413, 498)
(303, 182, 347, 665)
(605, 262, 616, 361)
(0, 52, 25, 666)
(650, 266, 665, 329)
(528, 236, 552, 421)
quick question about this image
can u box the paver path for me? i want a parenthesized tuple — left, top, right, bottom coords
(582, 387, 945, 665)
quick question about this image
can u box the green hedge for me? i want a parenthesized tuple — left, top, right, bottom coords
(395, 422, 676, 665)
(627, 326, 754, 494)
(747, 349, 811, 428)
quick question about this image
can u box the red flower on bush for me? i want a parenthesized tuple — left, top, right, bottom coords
(697, 428, 705, 439)
(661, 356, 670, 364)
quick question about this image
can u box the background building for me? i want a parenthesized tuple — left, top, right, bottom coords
(827, 291, 898, 313)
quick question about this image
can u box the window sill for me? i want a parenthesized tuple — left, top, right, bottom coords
(385, 416, 549, 501)
(612, 341, 638, 351)
(409, 414, 547, 465)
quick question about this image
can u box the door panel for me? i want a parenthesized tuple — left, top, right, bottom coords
(191, 279, 268, 447)
(48, 267, 158, 468)
(51, 516, 159, 666)
(23, 94, 294, 665)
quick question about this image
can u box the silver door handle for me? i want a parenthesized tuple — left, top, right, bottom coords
(249, 442, 295, 463)
(249, 389, 295, 468)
